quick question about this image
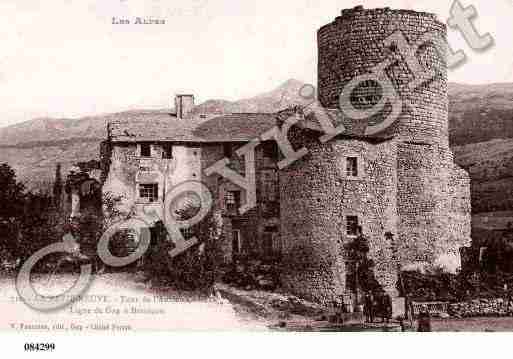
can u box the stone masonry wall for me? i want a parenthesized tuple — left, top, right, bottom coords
(280, 128, 399, 304)
(102, 143, 202, 226)
(432, 148, 472, 269)
(396, 143, 471, 271)
(280, 131, 471, 305)
(279, 5, 472, 301)
(204, 143, 280, 260)
(317, 6, 448, 145)
(396, 142, 438, 265)
(103, 141, 280, 262)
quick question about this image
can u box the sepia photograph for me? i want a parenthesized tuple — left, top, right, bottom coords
(0, 0, 512, 355)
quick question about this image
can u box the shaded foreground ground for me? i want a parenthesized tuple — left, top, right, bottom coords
(2, 272, 513, 332)
(431, 317, 513, 332)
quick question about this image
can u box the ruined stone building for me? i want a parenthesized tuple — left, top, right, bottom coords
(279, 7, 471, 304)
(101, 99, 281, 262)
(99, 6, 471, 307)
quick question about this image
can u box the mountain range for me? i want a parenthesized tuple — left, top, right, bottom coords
(0, 79, 512, 227)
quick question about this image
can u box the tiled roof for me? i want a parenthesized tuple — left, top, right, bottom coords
(108, 112, 278, 143)
(107, 107, 395, 144)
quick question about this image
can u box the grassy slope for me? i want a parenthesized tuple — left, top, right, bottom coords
(0, 81, 512, 219)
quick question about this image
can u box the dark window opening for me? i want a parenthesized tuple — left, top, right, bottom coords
(139, 183, 158, 202)
(225, 190, 241, 212)
(262, 233, 273, 255)
(180, 227, 194, 240)
(232, 230, 241, 254)
(162, 143, 173, 159)
(350, 80, 382, 109)
(346, 157, 358, 177)
(140, 143, 151, 157)
(223, 143, 232, 158)
(262, 141, 278, 158)
(346, 215, 359, 236)
(263, 226, 279, 256)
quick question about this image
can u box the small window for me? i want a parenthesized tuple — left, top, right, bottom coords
(162, 143, 173, 159)
(139, 183, 158, 202)
(225, 191, 234, 205)
(262, 142, 278, 158)
(225, 190, 241, 211)
(263, 226, 279, 255)
(346, 216, 359, 236)
(180, 227, 194, 240)
(346, 157, 358, 177)
(223, 143, 232, 158)
(262, 233, 273, 255)
(140, 143, 151, 157)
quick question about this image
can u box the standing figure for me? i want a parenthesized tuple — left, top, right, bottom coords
(382, 292, 393, 323)
(417, 305, 432, 332)
(363, 292, 374, 323)
(373, 292, 383, 322)
(398, 316, 406, 332)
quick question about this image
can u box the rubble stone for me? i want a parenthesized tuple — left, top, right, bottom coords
(279, 7, 471, 305)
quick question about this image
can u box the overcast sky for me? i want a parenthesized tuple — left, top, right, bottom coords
(0, 0, 511, 126)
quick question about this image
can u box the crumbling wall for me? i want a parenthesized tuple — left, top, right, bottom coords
(433, 150, 472, 271)
(317, 6, 448, 145)
(396, 142, 438, 266)
(278, 6, 457, 305)
(102, 144, 139, 223)
(396, 144, 471, 272)
(101, 143, 201, 225)
(103, 141, 281, 262)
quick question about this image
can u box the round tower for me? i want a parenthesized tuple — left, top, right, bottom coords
(317, 6, 448, 145)
(279, 7, 472, 309)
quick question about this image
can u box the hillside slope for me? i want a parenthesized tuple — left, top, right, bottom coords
(0, 80, 512, 221)
(453, 138, 513, 215)
(449, 83, 513, 146)
(0, 80, 311, 190)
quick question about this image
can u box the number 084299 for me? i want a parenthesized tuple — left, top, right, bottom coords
(24, 343, 56, 351)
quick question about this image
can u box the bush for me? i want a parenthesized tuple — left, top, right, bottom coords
(144, 210, 225, 291)
(400, 269, 513, 302)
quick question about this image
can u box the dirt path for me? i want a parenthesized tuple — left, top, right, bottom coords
(4, 272, 512, 332)
(0, 272, 268, 331)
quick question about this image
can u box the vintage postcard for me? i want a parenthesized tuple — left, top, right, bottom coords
(1, 0, 512, 355)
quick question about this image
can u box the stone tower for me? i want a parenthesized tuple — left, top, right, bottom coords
(279, 7, 471, 306)
(317, 6, 448, 145)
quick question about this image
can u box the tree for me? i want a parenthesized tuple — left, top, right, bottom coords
(145, 197, 225, 291)
(53, 163, 63, 209)
(0, 163, 26, 263)
(345, 233, 381, 297)
(0, 163, 72, 271)
(17, 191, 65, 270)
(0, 163, 25, 220)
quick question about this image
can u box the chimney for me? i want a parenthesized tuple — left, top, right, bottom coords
(175, 94, 194, 119)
